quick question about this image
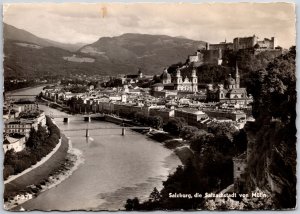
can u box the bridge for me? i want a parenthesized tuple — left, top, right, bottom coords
(49, 114, 105, 122)
(5, 126, 151, 137)
(62, 126, 152, 137)
(5, 94, 38, 97)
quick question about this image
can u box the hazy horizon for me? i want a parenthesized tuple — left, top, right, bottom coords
(3, 3, 296, 48)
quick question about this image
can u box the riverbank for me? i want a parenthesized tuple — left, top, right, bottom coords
(5, 84, 48, 94)
(4, 133, 84, 210)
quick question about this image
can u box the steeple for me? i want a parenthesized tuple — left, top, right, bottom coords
(175, 67, 182, 84)
(191, 67, 198, 92)
(176, 67, 181, 77)
(191, 67, 197, 77)
(235, 61, 240, 88)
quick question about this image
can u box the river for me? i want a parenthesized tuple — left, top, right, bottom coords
(7, 86, 181, 211)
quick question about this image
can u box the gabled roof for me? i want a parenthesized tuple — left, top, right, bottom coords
(229, 88, 247, 94)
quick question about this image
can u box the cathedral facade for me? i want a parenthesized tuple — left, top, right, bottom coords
(160, 68, 198, 92)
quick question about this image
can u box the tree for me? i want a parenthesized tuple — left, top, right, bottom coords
(152, 75, 161, 84)
(190, 131, 214, 153)
(149, 116, 163, 129)
(233, 129, 248, 154)
(4, 149, 16, 165)
(125, 197, 140, 210)
(36, 124, 48, 143)
(149, 187, 161, 202)
(26, 128, 40, 149)
(254, 46, 296, 121)
(180, 125, 199, 140)
(163, 118, 186, 136)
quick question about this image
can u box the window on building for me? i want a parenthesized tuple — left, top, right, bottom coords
(237, 167, 240, 171)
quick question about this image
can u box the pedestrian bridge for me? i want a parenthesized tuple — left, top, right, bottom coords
(62, 126, 152, 137)
(47, 114, 151, 136)
(50, 114, 104, 118)
(48, 114, 104, 122)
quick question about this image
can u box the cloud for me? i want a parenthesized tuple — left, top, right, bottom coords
(3, 3, 296, 48)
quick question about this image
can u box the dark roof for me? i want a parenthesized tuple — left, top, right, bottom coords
(126, 75, 139, 79)
(14, 100, 35, 104)
(152, 83, 164, 87)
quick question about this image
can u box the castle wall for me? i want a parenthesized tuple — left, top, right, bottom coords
(233, 36, 256, 50)
(209, 43, 233, 50)
(202, 49, 222, 65)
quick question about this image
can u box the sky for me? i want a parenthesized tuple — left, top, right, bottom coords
(3, 2, 296, 48)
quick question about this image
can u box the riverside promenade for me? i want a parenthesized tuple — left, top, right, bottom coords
(4, 134, 69, 198)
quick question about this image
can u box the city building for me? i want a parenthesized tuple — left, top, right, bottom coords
(13, 100, 39, 112)
(152, 68, 198, 93)
(175, 108, 208, 127)
(3, 134, 26, 153)
(149, 108, 175, 123)
(201, 108, 246, 122)
(4, 111, 46, 138)
(122, 69, 144, 84)
(4, 120, 37, 138)
(233, 35, 277, 51)
(206, 63, 252, 107)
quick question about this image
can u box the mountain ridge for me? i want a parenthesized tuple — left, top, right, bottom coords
(4, 23, 206, 78)
(3, 23, 86, 52)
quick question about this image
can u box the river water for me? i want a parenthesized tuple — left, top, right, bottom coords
(7, 86, 181, 211)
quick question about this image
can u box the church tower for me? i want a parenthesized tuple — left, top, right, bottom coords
(191, 67, 198, 92)
(176, 68, 182, 84)
(175, 68, 183, 91)
(235, 62, 240, 89)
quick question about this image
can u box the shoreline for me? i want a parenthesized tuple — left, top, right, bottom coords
(5, 84, 47, 95)
(4, 132, 84, 211)
(12, 136, 84, 211)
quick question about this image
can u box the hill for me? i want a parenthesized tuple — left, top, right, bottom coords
(3, 23, 84, 52)
(4, 25, 206, 79)
(80, 33, 206, 74)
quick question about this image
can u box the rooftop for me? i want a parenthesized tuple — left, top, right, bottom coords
(176, 108, 206, 115)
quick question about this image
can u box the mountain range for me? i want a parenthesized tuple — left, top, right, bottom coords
(3, 23, 206, 79)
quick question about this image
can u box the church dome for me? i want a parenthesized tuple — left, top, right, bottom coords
(226, 74, 235, 85)
(162, 69, 171, 80)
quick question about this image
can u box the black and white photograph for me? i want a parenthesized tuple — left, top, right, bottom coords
(2, 1, 297, 211)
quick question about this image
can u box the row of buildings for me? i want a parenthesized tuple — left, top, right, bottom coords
(42, 85, 248, 129)
(151, 63, 252, 108)
(3, 100, 46, 153)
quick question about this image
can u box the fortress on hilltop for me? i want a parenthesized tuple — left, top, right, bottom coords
(189, 35, 280, 66)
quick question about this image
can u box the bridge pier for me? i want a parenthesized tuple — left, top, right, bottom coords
(84, 116, 91, 122)
(86, 129, 89, 137)
(63, 118, 69, 123)
(121, 128, 126, 136)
